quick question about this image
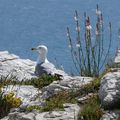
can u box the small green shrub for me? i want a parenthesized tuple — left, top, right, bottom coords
(25, 105, 42, 112)
(42, 90, 78, 111)
(78, 95, 103, 120)
(0, 91, 22, 119)
(0, 76, 22, 118)
(0, 77, 17, 87)
(0, 74, 60, 89)
(22, 74, 60, 89)
(80, 69, 110, 94)
(4, 92, 22, 108)
(24, 90, 78, 112)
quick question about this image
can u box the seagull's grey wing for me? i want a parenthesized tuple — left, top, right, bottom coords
(41, 62, 68, 77)
(35, 62, 68, 77)
(35, 62, 55, 76)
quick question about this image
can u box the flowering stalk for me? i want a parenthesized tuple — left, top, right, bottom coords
(67, 27, 80, 73)
(67, 5, 112, 77)
(74, 10, 87, 75)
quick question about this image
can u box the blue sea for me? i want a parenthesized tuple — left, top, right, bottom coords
(0, 0, 120, 74)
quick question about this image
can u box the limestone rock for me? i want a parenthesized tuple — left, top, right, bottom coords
(0, 51, 68, 81)
(99, 48, 120, 109)
(78, 93, 96, 104)
(1, 104, 80, 120)
(41, 76, 93, 99)
(100, 111, 119, 120)
(0, 51, 36, 81)
(2, 85, 42, 108)
(99, 70, 120, 108)
(114, 48, 120, 64)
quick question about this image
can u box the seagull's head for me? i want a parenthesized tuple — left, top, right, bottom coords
(31, 45, 48, 55)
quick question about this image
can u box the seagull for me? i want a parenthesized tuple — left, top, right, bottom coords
(31, 45, 68, 77)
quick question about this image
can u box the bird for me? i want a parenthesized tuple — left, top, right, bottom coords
(31, 45, 68, 78)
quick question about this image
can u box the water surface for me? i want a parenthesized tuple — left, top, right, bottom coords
(0, 0, 120, 74)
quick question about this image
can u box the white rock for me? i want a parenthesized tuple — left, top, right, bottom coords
(41, 76, 93, 99)
(0, 116, 9, 120)
(99, 70, 120, 108)
(99, 48, 120, 109)
(1, 104, 80, 120)
(100, 111, 119, 120)
(44, 111, 62, 118)
(2, 85, 41, 107)
(114, 48, 120, 63)
(0, 51, 36, 81)
(21, 112, 35, 120)
(0, 49, 69, 81)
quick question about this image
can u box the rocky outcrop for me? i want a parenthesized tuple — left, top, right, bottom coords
(1, 75, 91, 120)
(0, 51, 36, 80)
(0, 50, 94, 120)
(41, 76, 93, 99)
(2, 76, 93, 110)
(1, 75, 93, 120)
(99, 48, 120, 109)
(0, 51, 72, 81)
(100, 111, 119, 120)
(1, 103, 80, 120)
(114, 48, 120, 64)
(2, 85, 43, 108)
(99, 70, 120, 109)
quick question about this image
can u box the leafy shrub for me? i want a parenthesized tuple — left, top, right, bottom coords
(25, 105, 42, 112)
(0, 75, 18, 86)
(78, 67, 110, 95)
(22, 74, 60, 89)
(43, 90, 78, 111)
(0, 74, 60, 90)
(4, 92, 22, 108)
(0, 91, 22, 119)
(78, 95, 103, 120)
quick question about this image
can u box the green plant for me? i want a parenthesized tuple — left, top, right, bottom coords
(78, 95, 103, 120)
(21, 74, 60, 89)
(4, 92, 22, 108)
(81, 69, 109, 94)
(0, 75, 22, 118)
(42, 90, 78, 111)
(25, 105, 42, 112)
(0, 74, 60, 89)
(67, 5, 112, 77)
(0, 75, 18, 87)
(0, 91, 22, 119)
(79, 68, 110, 96)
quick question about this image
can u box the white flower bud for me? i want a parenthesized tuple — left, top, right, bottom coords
(67, 33, 69, 37)
(76, 44, 80, 48)
(86, 25, 92, 30)
(68, 45, 72, 48)
(96, 10, 101, 15)
(96, 31, 99, 35)
(76, 27, 80, 32)
(74, 16, 78, 21)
